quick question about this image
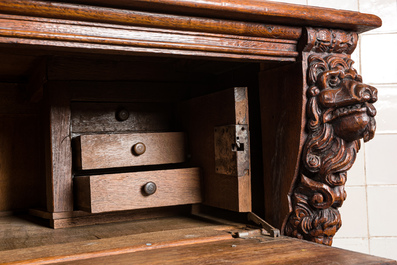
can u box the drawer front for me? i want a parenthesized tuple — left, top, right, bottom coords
(74, 168, 202, 213)
(71, 102, 176, 134)
(74, 132, 186, 170)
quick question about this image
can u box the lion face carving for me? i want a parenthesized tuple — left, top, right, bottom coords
(285, 55, 378, 246)
(308, 55, 377, 142)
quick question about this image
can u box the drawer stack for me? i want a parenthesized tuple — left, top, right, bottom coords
(72, 102, 202, 213)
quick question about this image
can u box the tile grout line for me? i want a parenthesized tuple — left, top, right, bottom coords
(358, 17, 371, 253)
(364, 142, 371, 254)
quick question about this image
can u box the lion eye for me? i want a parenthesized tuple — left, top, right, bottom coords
(328, 75, 340, 88)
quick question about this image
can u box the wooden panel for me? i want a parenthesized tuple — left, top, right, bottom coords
(71, 102, 176, 134)
(44, 85, 73, 212)
(180, 87, 251, 212)
(0, 13, 298, 62)
(259, 63, 306, 229)
(74, 168, 202, 213)
(74, 132, 186, 170)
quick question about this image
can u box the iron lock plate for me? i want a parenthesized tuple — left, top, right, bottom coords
(214, 125, 250, 177)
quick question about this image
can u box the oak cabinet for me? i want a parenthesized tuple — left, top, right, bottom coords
(0, 0, 393, 264)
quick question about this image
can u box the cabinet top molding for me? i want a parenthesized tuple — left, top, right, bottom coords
(0, 0, 381, 33)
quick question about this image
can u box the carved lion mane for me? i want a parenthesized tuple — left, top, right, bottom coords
(284, 55, 377, 245)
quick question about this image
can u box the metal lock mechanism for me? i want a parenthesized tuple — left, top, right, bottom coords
(214, 124, 249, 177)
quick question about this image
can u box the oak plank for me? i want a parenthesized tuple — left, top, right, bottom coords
(55, 237, 396, 265)
(0, 215, 240, 262)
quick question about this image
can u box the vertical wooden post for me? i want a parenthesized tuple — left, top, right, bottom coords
(44, 84, 73, 212)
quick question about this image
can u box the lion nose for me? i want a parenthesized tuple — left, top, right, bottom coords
(352, 82, 378, 103)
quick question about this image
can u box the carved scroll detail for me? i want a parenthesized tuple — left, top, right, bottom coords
(284, 54, 377, 245)
(303, 28, 358, 54)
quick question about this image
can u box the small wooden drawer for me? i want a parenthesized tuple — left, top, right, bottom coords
(74, 168, 202, 213)
(71, 102, 176, 134)
(74, 132, 186, 170)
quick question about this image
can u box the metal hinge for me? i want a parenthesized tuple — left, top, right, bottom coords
(247, 212, 280, 238)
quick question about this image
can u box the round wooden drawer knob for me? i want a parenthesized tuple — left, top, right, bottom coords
(116, 108, 129, 121)
(132, 142, 146, 156)
(143, 182, 157, 195)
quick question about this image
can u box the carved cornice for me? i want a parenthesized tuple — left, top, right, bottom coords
(284, 54, 377, 245)
(302, 28, 358, 54)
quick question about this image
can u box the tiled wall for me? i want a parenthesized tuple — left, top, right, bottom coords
(268, 0, 397, 260)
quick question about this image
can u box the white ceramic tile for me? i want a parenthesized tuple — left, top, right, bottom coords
(333, 238, 370, 254)
(336, 186, 369, 238)
(373, 85, 397, 133)
(360, 33, 397, 84)
(346, 145, 366, 187)
(351, 42, 361, 75)
(365, 134, 397, 185)
(370, 237, 397, 261)
(265, 0, 307, 5)
(307, 0, 359, 11)
(360, 0, 397, 34)
(367, 186, 397, 237)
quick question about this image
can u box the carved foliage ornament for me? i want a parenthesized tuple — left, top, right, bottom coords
(303, 28, 358, 54)
(285, 54, 377, 245)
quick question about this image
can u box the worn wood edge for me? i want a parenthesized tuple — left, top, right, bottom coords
(0, 225, 236, 264)
(0, 15, 298, 61)
(89, 0, 382, 33)
(0, 36, 297, 62)
(0, 0, 302, 40)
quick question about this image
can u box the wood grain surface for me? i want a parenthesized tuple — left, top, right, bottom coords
(74, 132, 186, 170)
(0, 12, 298, 61)
(0, 215, 395, 264)
(0, 1, 302, 39)
(71, 102, 176, 134)
(44, 85, 73, 213)
(0, 215, 242, 262)
(259, 63, 306, 230)
(0, 0, 381, 34)
(75, 0, 381, 33)
(74, 168, 202, 213)
(180, 87, 251, 212)
(54, 237, 396, 265)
